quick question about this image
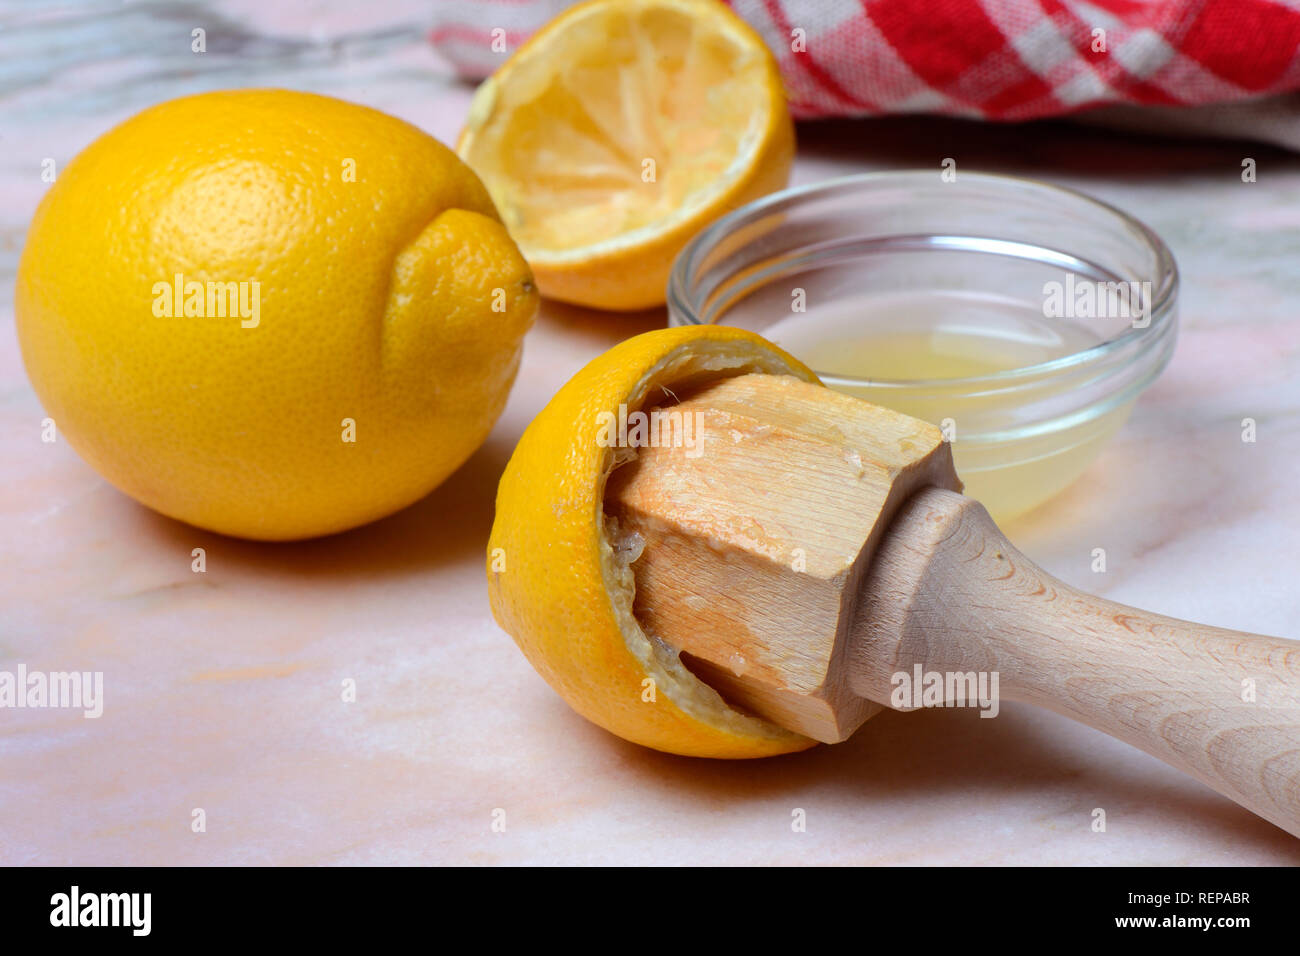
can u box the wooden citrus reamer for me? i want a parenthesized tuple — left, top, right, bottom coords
(607, 373, 1300, 837)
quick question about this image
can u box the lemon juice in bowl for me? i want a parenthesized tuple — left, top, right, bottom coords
(760, 288, 1136, 520)
(667, 172, 1179, 523)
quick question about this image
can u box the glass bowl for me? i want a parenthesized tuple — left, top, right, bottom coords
(667, 171, 1179, 521)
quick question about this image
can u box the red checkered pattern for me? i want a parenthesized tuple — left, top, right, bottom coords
(430, 0, 1300, 120)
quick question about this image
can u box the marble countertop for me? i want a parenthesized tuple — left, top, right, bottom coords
(2, 1, 1298, 866)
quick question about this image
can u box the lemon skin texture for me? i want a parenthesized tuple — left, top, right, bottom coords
(17, 89, 538, 540)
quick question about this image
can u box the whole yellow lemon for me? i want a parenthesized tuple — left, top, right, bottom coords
(17, 89, 538, 540)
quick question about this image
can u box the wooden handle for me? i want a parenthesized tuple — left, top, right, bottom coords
(851, 487, 1300, 837)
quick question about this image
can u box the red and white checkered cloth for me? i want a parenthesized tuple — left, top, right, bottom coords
(430, 0, 1300, 122)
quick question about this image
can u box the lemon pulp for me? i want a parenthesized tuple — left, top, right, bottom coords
(465, 1, 773, 253)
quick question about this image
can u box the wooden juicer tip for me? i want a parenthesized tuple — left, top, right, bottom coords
(606, 373, 1300, 838)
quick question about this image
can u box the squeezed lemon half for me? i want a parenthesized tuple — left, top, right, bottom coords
(487, 326, 820, 758)
(458, 0, 794, 311)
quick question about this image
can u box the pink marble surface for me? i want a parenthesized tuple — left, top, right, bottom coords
(2, 2, 1299, 865)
